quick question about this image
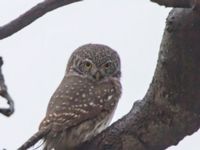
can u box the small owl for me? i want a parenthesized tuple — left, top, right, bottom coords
(18, 44, 122, 150)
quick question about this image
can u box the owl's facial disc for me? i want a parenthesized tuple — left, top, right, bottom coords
(70, 52, 120, 81)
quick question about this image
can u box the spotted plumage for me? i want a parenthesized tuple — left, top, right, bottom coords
(18, 44, 122, 150)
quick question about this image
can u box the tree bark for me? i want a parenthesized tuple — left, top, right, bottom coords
(78, 8, 200, 150)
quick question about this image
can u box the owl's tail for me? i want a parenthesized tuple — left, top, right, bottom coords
(18, 128, 50, 150)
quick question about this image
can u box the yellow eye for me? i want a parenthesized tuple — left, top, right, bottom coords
(85, 61, 92, 68)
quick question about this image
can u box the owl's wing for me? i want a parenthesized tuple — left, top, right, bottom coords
(40, 94, 113, 149)
(41, 97, 108, 134)
(40, 102, 106, 150)
(40, 77, 120, 132)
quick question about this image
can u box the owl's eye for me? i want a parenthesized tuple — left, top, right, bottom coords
(104, 62, 111, 68)
(79, 60, 92, 73)
(103, 61, 115, 74)
(85, 61, 92, 68)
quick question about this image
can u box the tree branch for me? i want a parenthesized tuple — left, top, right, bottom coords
(0, 57, 14, 117)
(151, 0, 199, 8)
(2, 0, 200, 148)
(0, 0, 82, 40)
(77, 8, 200, 150)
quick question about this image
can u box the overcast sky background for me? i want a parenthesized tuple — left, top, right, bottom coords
(0, 0, 199, 149)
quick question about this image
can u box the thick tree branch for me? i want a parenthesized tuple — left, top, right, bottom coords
(77, 8, 200, 150)
(2, 0, 200, 148)
(151, 0, 199, 8)
(0, 57, 14, 117)
(0, 0, 82, 40)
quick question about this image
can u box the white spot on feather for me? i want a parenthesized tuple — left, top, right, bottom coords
(107, 95, 113, 101)
(82, 93, 86, 98)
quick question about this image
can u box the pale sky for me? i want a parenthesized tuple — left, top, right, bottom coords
(0, 0, 199, 149)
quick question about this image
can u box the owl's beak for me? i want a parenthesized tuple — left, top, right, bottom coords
(93, 71, 102, 81)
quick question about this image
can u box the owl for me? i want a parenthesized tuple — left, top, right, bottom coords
(18, 44, 122, 150)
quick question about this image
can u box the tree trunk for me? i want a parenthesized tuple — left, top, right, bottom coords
(78, 8, 200, 150)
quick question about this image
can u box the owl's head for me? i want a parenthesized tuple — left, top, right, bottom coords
(66, 44, 121, 81)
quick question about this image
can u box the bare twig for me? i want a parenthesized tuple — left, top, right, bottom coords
(0, 57, 14, 117)
(0, 0, 82, 40)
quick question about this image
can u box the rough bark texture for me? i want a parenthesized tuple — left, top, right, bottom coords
(77, 8, 200, 150)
